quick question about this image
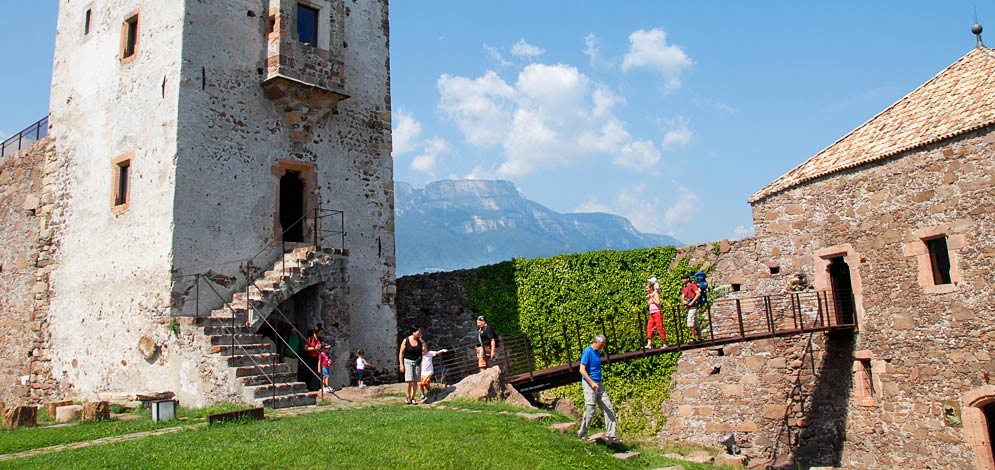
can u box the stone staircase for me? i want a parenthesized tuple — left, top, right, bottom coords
(194, 246, 345, 409)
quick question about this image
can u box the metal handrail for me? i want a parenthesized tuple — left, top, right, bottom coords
(1, 115, 49, 159)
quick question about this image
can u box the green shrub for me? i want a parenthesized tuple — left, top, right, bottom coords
(463, 246, 714, 436)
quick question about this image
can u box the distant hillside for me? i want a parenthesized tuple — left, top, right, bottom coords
(395, 180, 682, 276)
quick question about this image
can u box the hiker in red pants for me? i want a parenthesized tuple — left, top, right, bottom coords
(644, 277, 666, 348)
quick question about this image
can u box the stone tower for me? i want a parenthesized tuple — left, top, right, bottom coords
(30, 0, 395, 406)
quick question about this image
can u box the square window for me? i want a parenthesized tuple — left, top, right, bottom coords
(925, 236, 952, 285)
(121, 12, 139, 61)
(84, 9, 92, 35)
(111, 154, 132, 212)
(297, 3, 319, 46)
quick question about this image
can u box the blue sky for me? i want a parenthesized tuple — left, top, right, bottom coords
(2, 2, 991, 245)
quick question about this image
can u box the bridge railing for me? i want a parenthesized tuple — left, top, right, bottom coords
(433, 290, 856, 389)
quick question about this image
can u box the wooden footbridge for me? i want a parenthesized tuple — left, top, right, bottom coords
(436, 291, 856, 394)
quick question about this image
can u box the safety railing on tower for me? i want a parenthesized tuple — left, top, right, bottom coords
(1, 115, 49, 158)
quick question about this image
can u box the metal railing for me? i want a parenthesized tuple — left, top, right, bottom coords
(172, 205, 346, 406)
(1, 115, 49, 158)
(485, 290, 857, 394)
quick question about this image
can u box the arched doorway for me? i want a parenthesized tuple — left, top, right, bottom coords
(827, 256, 856, 325)
(280, 171, 306, 243)
(964, 387, 995, 470)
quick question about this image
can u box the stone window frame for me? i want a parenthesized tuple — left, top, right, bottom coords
(962, 386, 995, 470)
(119, 9, 140, 64)
(902, 225, 964, 294)
(852, 350, 883, 407)
(110, 152, 133, 214)
(294, 1, 332, 50)
(812, 244, 865, 327)
(271, 159, 318, 243)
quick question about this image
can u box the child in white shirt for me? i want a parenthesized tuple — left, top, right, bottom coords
(418, 349, 448, 400)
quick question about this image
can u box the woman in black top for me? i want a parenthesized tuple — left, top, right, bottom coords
(398, 327, 426, 404)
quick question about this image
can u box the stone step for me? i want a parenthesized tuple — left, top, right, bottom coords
(227, 353, 281, 368)
(239, 371, 298, 386)
(208, 334, 266, 346)
(251, 279, 279, 290)
(210, 343, 273, 355)
(201, 325, 254, 336)
(256, 392, 317, 409)
(234, 362, 291, 377)
(246, 381, 309, 399)
(231, 292, 264, 304)
(197, 315, 249, 328)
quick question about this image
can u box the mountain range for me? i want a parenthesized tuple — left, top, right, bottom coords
(394, 180, 682, 276)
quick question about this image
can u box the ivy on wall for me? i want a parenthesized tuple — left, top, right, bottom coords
(463, 246, 712, 436)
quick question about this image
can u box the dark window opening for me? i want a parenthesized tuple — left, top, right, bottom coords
(123, 14, 138, 58)
(769, 266, 780, 275)
(827, 256, 856, 325)
(280, 171, 306, 242)
(267, 13, 276, 34)
(731, 283, 741, 292)
(925, 236, 952, 285)
(84, 9, 92, 35)
(297, 3, 319, 46)
(984, 403, 995, 459)
(114, 161, 130, 206)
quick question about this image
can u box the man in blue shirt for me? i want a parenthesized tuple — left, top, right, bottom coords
(578, 334, 618, 443)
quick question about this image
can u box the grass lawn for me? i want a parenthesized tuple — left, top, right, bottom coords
(0, 403, 247, 455)
(2, 403, 730, 469)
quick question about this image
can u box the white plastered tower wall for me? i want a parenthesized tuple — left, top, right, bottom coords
(43, 0, 396, 404)
(45, 1, 218, 402)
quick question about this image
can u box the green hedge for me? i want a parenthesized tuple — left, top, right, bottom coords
(463, 246, 713, 436)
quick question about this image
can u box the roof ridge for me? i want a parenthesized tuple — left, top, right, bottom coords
(749, 47, 995, 203)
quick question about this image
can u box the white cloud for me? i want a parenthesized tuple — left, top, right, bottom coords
(733, 225, 755, 239)
(575, 185, 667, 234)
(584, 33, 608, 70)
(437, 64, 662, 177)
(662, 190, 702, 231)
(483, 44, 511, 67)
(438, 70, 516, 147)
(411, 137, 449, 174)
(391, 108, 449, 176)
(621, 28, 693, 93)
(391, 109, 422, 157)
(511, 39, 545, 59)
(661, 116, 692, 151)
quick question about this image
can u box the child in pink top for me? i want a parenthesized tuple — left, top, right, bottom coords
(319, 344, 333, 393)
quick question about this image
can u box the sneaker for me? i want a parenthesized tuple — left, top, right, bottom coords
(418, 394, 426, 401)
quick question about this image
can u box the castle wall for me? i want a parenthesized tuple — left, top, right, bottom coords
(660, 125, 995, 468)
(44, 1, 191, 401)
(0, 141, 50, 404)
(170, 0, 396, 375)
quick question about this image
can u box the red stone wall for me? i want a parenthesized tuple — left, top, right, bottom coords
(660, 125, 995, 469)
(0, 138, 66, 405)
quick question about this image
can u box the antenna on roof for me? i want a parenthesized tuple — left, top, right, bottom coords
(973, 8, 985, 48)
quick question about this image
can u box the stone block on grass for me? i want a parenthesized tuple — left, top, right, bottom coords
(55, 405, 83, 423)
(2, 405, 38, 429)
(714, 453, 748, 468)
(46, 400, 73, 417)
(684, 450, 713, 463)
(81, 401, 110, 422)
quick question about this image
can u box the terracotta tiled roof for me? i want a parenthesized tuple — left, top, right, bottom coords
(750, 47, 995, 203)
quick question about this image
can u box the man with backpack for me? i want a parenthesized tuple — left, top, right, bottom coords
(681, 273, 703, 343)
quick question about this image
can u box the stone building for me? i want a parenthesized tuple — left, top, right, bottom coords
(0, 0, 395, 408)
(659, 40, 995, 468)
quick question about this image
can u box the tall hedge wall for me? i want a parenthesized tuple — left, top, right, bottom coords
(463, 246, 712, 436)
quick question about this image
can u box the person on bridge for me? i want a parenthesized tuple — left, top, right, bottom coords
(681, 274, 703, 343)
(644, 277, 666, 348)
(476, 316, 497, 371)
(577, 334, 619, 444)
